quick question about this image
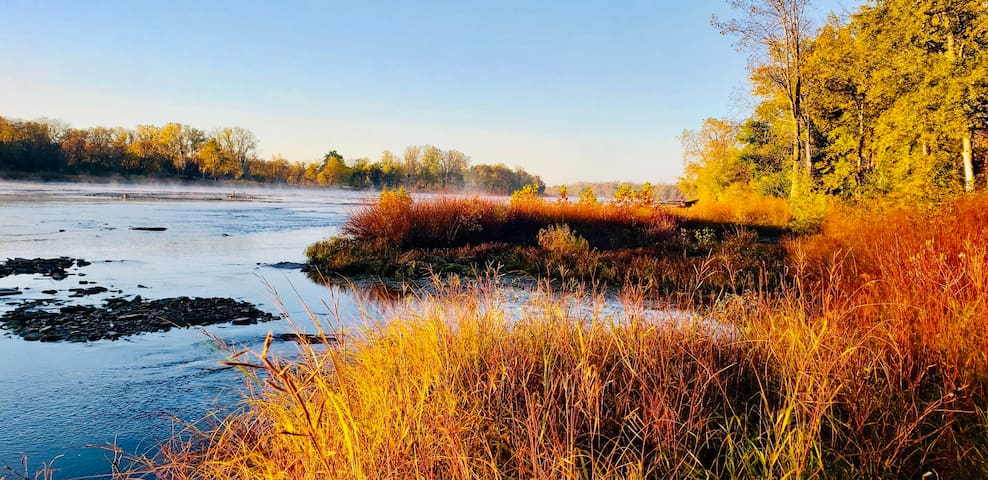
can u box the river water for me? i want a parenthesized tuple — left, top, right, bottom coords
(0, 181, 376, 478)
(0, 181, 699, 478)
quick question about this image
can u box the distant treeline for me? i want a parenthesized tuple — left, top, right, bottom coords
(544, 181, 684, 200)
(0, 116, 544, 194)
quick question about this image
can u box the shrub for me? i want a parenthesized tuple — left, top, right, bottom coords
(305, 236, 394, 275)
(680, 194, 792, 228)
(577, 186, 598, 206)
(788, 190, 831, 234)
(343, 187, 413, 245)
(510, 183, 543, 204)
(538, 224, 590, 260)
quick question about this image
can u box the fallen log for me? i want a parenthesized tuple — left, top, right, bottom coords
(658, 199, 699, 208)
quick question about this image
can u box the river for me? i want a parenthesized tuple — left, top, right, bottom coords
(0, 181, 375, 478)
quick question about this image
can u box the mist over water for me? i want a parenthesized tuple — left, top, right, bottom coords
(0, 181, 374, 477)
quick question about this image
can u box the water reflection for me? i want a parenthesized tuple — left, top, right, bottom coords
(306, 273, 410, 304)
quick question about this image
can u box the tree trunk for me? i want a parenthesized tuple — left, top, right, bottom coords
(803, 115, 812, 181)
(856, 104, 866, 174)
(790, 89, 803, 196)
(791, 118, 802, 196)
(963, 129, 974, 192)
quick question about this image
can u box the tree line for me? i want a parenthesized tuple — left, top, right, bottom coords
(0, 115, 544, 194)
(681, 0, 987, 204)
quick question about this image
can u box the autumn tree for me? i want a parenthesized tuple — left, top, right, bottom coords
(716, 0, 815, 193)
(402, 145, 421, 187)
(0, 115, 543, 194)
(158, 123, 204, 177)
(215, 127, 256, 179)
(679, 118, 747, 201)
(419, 145, 442, 188)
(439, 148, 469, 189)
(379, 150, 403, 187)
(316, 150, 349, 185)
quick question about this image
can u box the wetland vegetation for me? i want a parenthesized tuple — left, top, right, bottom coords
(4, 0, 988, 478)
(132, 0, 988, 477)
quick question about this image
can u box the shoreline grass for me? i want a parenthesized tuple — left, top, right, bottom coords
(135, 193, 988, 479)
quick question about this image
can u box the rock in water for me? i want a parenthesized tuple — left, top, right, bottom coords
(0, 257, 79, 279)
(0, 297, 278, 342)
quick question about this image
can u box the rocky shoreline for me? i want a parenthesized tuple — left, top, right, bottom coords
(0, 257, 279, 342)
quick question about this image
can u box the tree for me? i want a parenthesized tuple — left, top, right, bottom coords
(402, 145, 421, 187)
(317, 150, 350, 185)
(128, 124, 164, 173)
(158, 123, 204, 177)
(419, 145, 442, 188)
(379, 150, 403, 187)
(716, 0, 814, 193)
(215, 127, 256, 179)
(197, 138, 225, 178)
(679, 118, 747, 201)
(845, 0, 987, 197)
(439, 148, 469, 189)
(578, 186, 598, 205)
(804, 18, 881, 194)
(61, 129, 89, 168)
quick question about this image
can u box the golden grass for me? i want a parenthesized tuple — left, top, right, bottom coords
(342, 193, 678, 251)
(675, 195, 793, 229)
(137, 194, 988, 479)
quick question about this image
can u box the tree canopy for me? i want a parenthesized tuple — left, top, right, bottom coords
(683, 0, 988, 204)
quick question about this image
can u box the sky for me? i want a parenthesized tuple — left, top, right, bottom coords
(0, 0, 859, 185)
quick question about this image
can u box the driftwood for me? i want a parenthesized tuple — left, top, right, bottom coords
(658, 199, 699, 208)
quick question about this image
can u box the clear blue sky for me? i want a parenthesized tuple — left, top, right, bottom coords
(0, 0, 859, 185)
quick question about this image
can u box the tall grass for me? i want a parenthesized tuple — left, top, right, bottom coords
(787, 194, 988, 379)
(675, 195, 793, 230)
(142, 194, 988, 479)
(309, 192, 781, 293)
(342, 192, 678, 251)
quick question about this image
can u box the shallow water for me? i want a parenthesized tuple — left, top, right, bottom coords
(0, 181, 375, 478)
(0, 181, 704, 478)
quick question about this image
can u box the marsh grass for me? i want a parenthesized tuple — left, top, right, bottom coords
(134, 194, 988, 479)
(308, 192, 782, 294)
(342, 193, 680, 251)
